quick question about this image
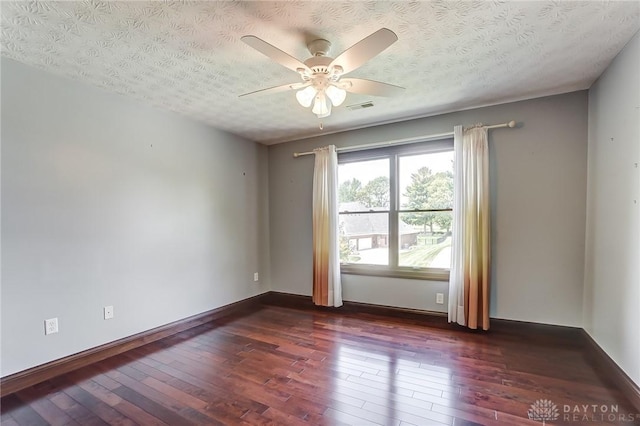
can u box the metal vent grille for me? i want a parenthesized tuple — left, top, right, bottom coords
(346, 101, 374, 111)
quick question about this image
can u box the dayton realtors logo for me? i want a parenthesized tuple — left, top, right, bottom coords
(528, 399, 639, 424)
(528, 399, 559, 424)
(563, 403, 638, 423)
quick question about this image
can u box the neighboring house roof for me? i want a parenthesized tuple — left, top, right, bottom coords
(338, 202, 368, 213)
(339, 202, 417, 236)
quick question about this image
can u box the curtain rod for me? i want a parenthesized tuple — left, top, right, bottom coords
(292, 120, 517, 158)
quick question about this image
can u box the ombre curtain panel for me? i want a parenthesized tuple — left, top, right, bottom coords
(448, 125, 491, 330)
(312, 145, 342, 307)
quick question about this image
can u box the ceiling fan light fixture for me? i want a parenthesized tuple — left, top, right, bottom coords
(296, 86, 317, 108)
(316, 100, 332, 118)
(312, 92, 330, 116)
(241, 29, 403, 120)
(325, 85, 347, 107)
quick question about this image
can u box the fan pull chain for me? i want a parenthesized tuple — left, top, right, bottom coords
(319, 122, 323, 130)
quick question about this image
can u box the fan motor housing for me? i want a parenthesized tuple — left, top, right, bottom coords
(304, 56, 333, 74)
(307, 39, 331, 56)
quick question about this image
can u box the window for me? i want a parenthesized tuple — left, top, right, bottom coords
(338, 139, 454, 280)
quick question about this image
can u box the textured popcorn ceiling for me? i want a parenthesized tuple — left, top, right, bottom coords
(1, 1, 639, 144)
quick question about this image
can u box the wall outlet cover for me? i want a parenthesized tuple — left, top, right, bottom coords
(45, 318, 59, 335)
(104, 306, 114, 320)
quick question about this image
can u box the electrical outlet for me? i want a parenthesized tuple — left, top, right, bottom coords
(44, 318, 59, 335)
(253, 272, 259, 282)
(104, 306, 114, 320)
(436, 293, 444, 304)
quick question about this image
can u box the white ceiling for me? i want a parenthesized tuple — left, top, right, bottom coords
(2, 1, 639, 145)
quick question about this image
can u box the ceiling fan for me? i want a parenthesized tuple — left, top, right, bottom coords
(239, 28, 404, 118)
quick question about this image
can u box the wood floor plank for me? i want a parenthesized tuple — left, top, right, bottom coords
(21, 395, 79, 426)
(362, 400, 453, 425)
(133, 357, 271, 415)
(14, 385, 80, 426)
(3, 304, 638, 425)
(110, 384, 198, 425)
(323, 407, 382, 426)
(0, 411, 16, 424)
(80, 378, 168, 426)
(4, 399, 48, 426)
(258, 406, 311, 426)
(59, 382, 136, 426)
(48, 391, 109, 426)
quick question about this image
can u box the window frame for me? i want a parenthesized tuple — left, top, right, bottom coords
(338, 138, 454, 281)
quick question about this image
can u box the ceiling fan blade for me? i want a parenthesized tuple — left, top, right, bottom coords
(329, 28, 398, 75)
(239, 82, 308, 98)
(340, 78, 404, 97)
(241, 35, 311, 74)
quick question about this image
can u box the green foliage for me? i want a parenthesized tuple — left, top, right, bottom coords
(338, 178, 363, 203)
(338, 176, 390, 208)
(358, 176, 390, 208)
(339, 222, 357, 263)
(402, 167, 453, 233)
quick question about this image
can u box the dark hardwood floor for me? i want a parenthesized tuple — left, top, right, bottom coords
(1, 303, 637, 425)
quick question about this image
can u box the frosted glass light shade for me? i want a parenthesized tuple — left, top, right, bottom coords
(312, 92, 330, 116)
(325, 85, 347, 107)
(296, 86, 317, 108)
(317, 102, 332, 118)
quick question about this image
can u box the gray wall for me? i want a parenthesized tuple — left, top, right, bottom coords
(584, 32, 640, 386)
(269, 91, 588, 327)
(1, 58, 270, 377)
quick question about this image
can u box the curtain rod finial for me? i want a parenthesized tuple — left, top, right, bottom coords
(508, 120, 516, 128)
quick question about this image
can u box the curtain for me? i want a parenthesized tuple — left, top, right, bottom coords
(448, 125, 491, 330)
(312, 145, 342, 307)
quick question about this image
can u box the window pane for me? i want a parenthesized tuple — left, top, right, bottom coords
(339, 213, 389, 265)
(399, 211, 452, 268)
(399, 151, 454, 210)
(338, 158, 389, 211)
